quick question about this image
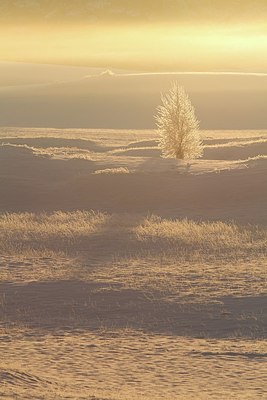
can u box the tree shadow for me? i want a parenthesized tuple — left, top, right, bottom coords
(1, 277, 265, 338)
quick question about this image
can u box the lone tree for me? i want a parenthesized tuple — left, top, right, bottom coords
(155, 83, 203, 160)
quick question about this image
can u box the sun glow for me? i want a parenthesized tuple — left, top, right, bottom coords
(1, 23, 266, 72)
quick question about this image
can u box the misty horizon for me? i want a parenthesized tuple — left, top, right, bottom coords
(0, 62, 266, 130)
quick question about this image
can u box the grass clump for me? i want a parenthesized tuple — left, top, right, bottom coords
(135, 215, 267, 252)
(94, 167, 130, 174)
(0, 211, 108, 255)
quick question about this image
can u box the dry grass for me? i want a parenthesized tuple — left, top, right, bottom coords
(33, 146, 95, 161)
(1, 142, 95, 160)
(135, 215, 267, 252)
(91, 256, 267, 302)
(94, 167, 130, 174)
(205, 138, 267, 149)
(109, 146, 159, 155)
(1, 211, 266, 261)
(236, 155, 267, 163)
(0, 211, 108, 255)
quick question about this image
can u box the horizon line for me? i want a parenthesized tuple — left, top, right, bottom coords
(0, 61, 266, 77)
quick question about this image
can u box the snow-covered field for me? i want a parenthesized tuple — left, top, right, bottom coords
(0, 128, 266, 399)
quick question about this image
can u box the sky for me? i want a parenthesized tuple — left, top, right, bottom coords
(1, 1, 267, 72)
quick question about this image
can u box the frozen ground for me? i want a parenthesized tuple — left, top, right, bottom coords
(0, 128, 266, 399)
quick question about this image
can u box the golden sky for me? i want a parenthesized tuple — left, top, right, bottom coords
(1, 1, 267, 24)
(1, 1, 266, 72)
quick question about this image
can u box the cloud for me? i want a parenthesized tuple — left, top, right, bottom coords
(1, 1, 267, 24)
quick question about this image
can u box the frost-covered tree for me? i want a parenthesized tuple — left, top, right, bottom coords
(155, 83, 203, 160)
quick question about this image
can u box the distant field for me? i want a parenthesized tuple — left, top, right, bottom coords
(0, 128, 266, 222)
(0, 62, 266, 129)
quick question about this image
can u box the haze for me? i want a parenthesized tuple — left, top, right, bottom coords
(1, 0, 267, 71)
